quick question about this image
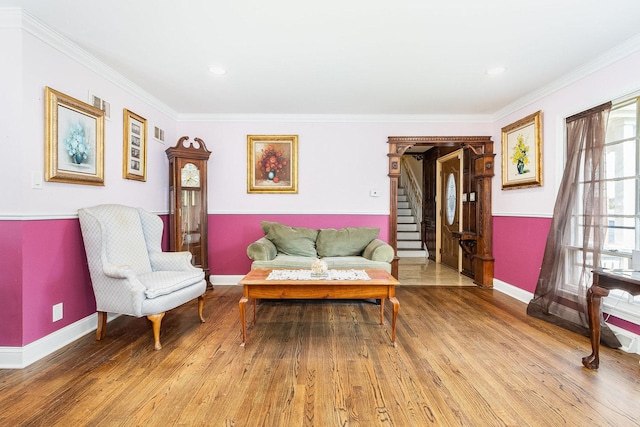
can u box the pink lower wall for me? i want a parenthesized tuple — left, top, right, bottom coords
(22, 219, 96, 344)
(0, 221, 23, 347)
(0, 213, 389, 346)
(1, 219, 95, 347)
(4, 213, 638, 347)
(493, 216, 551, 293)
(608, 316, 640, 335)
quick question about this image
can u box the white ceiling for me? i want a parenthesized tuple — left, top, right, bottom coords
(4, 1, 640, 118)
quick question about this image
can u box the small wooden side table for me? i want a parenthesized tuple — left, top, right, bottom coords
(582, 268, 640, 369)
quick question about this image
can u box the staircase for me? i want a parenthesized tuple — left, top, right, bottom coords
(397, 187, 428, 258)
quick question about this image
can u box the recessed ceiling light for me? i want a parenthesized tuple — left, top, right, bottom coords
(209, 66, 227, 75)
(486, 66, 507, 75)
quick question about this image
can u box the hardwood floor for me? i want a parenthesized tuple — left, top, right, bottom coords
(1, 278, 639, 426)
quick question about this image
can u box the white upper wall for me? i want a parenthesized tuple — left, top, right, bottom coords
(3, 9, 640, 219)
(1, 12, 178, 217)
(492, 49, 640, 217)
(178, 120, 490, 215)
(0, 16, 23, 213)
(1, 13, 491, 218)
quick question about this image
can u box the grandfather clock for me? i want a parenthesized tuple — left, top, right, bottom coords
(166, 136, 212, 279)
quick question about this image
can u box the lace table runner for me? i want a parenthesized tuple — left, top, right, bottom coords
(266, 269, 371, 281)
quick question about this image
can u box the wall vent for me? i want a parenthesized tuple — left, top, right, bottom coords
(88, 92, 111, 119)
(154, 126, 165, 143)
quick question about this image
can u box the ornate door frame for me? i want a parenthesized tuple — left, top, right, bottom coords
(387, 136, 495, 287)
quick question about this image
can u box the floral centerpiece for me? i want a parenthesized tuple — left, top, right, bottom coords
(311, 258, 328, 277)
(510, 133, 530, 174)
(257, 144, 287, 183)
(64, 123, 89, 164)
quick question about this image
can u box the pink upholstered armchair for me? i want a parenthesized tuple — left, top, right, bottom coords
(78, 204, 207, 350)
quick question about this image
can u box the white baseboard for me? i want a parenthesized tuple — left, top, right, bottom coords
(493, 278, 534, 304)
(210, 274, 243, 286)
(0, 312, 119, 369)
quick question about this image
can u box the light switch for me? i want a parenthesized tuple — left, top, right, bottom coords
(32, 171, 43, 189)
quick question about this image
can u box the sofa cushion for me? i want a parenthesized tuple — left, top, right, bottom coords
(322, 256, 392, 273)
(251, 254, 316, 270)
(261, 221, 318, 257)
(316, 227, 380, 257)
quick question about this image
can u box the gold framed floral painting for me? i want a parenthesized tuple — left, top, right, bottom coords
(247, 135, 298, 194)
(501, 110, 543, 190)
(45, 87, 105, 185)
(122, 109, 147, 181)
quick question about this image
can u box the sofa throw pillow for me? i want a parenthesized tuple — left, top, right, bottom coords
(316, 227, 380, 257)
(261, 221, 318, 257)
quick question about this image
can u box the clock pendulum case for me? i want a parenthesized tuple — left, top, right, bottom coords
(166, 136, 212, 279)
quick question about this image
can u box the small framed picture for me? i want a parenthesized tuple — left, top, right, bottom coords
(247, 135, 298, 194)
(123, 109, 147, 181)
(45, 87, 105, 185)
(501, 110, 543, 190)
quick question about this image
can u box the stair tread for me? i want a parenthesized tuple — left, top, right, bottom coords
(397, 250, 428, 258)
(397, 185, 426, 257)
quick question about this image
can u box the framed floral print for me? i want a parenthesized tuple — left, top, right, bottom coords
(247, 135, 298, 194)
(122, 109, 147, 181)
(501, 110, 543, 190)
(45, 87, 105, 185)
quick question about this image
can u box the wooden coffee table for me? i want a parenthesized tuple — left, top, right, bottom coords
(238, 268, 400, 347)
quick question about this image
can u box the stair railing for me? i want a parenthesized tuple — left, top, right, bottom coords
(399, 156, 423, 229)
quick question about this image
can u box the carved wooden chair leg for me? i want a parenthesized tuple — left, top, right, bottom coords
(96, 311, 107, 341)
(147, 312, 165, 350)
(198, 295, 205, 323)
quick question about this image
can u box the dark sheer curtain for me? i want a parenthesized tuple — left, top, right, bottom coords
(527, 102, 620, 348)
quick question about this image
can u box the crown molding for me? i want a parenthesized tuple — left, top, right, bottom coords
(0, 7, 21, 27)
(1, 8, 179, 119)
(492, 33, 640, 121)
(176, 113, 495, 124)
(4, 8, 640, 125)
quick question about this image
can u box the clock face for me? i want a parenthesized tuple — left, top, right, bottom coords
(446, 173, 456, 226)
(181, 163, 200, 188)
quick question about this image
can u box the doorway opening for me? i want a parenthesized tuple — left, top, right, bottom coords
(387, 136, 495, 287)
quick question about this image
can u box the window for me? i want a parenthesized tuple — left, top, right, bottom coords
(569, 97, 640, 319)
(602, 99, 639, 268)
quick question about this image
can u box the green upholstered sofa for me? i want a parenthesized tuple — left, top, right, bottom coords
(247, 221, 394, 273)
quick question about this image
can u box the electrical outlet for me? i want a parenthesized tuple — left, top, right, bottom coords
(53, 303, 63, 322)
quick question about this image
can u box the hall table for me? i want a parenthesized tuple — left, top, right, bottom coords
(582, 268, 640, 369)
(238, 268, 400, 347)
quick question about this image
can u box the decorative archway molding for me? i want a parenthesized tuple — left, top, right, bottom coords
(387, 136, 495, 287)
